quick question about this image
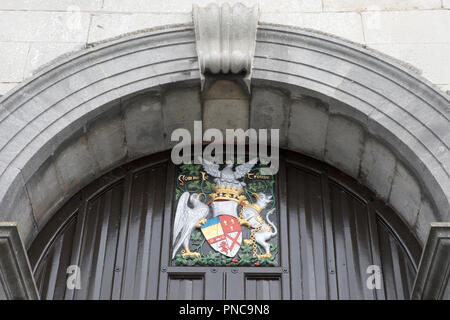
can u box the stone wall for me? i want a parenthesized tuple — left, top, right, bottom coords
(0, 0, 449, 96)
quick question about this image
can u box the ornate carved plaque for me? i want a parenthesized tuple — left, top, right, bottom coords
(172, 159, 278, 267)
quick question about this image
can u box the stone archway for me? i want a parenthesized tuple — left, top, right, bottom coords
(0, 23, 448, 254)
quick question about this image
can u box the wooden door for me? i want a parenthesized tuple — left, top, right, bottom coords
(28, 150, 420, 300)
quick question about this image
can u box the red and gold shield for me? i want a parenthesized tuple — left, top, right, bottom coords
(200, 215, 242, 257)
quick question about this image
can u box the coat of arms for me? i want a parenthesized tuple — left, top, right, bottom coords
(172, 158, 278, 267)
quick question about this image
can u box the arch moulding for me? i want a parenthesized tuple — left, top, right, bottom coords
(0, 23, 448, 249)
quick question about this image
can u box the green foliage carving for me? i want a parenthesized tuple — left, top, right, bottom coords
(173, 241, 278, 267)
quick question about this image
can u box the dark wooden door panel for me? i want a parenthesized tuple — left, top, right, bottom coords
(160, 267, 225, 300)
(286, 165, 328, 299)
(159, 267, 287, 300)
(167, 276, 205, 300)
(245, 277, 282, 300)
(74, 182, 125, 299)
(328, 182, 376, 300)
(29, 150, 421, 300)
(118, 165, 167, 299)
(377, 220, 416, 300)
(33, 214, 78, 300)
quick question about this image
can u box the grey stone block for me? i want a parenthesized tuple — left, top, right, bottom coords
(87, 115, 127, 172)
(324, 115, 364, 178)
(53, 135, 99, 193)
(162, 87, 201, 147)
(203, 80, 249, 134)
(0, 123, 42, 170)
(389, 162, 422, 228)
(366, 108, 449, 221)
(250, 87, 288, 147)
(288, 97, 329, 160)
(25, 161, 66, 229)
(0, 112, 31, 154)
(205, 80, 248, 100)
(374, 100, 446, 165)
(327, 97, 373, 127)
(203, 99, 249, 132)
(360, 137, 396, 200)
(123, 94, 166, 159)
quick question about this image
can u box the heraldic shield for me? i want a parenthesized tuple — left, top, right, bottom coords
(172, 157, 279, 266)
(201, 215, 242, 257)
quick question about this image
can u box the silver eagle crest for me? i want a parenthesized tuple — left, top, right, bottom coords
(201, 157, 258, 189)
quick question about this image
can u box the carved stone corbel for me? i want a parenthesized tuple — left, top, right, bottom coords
(192, 2, 259, 91)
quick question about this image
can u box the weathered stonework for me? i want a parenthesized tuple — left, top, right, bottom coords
(360, 137, 396, 200)
(250, 87, 289, 147)
(25, 160, 65, 229)
(203, 80, 249, 133)
(288, 97, 329, 160)
(389, 162, 422, 228)
(0, 24, 448, 252)
(53, 135, 100, 194)
(86, 114, 127, 172)
(0, 1, 448, 97)
(324, 116, 364, 178)
(162, 86, 202, 147)
(123, 94, 166, 159)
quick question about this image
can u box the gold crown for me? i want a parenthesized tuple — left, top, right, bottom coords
(209, 185, 247, 203)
